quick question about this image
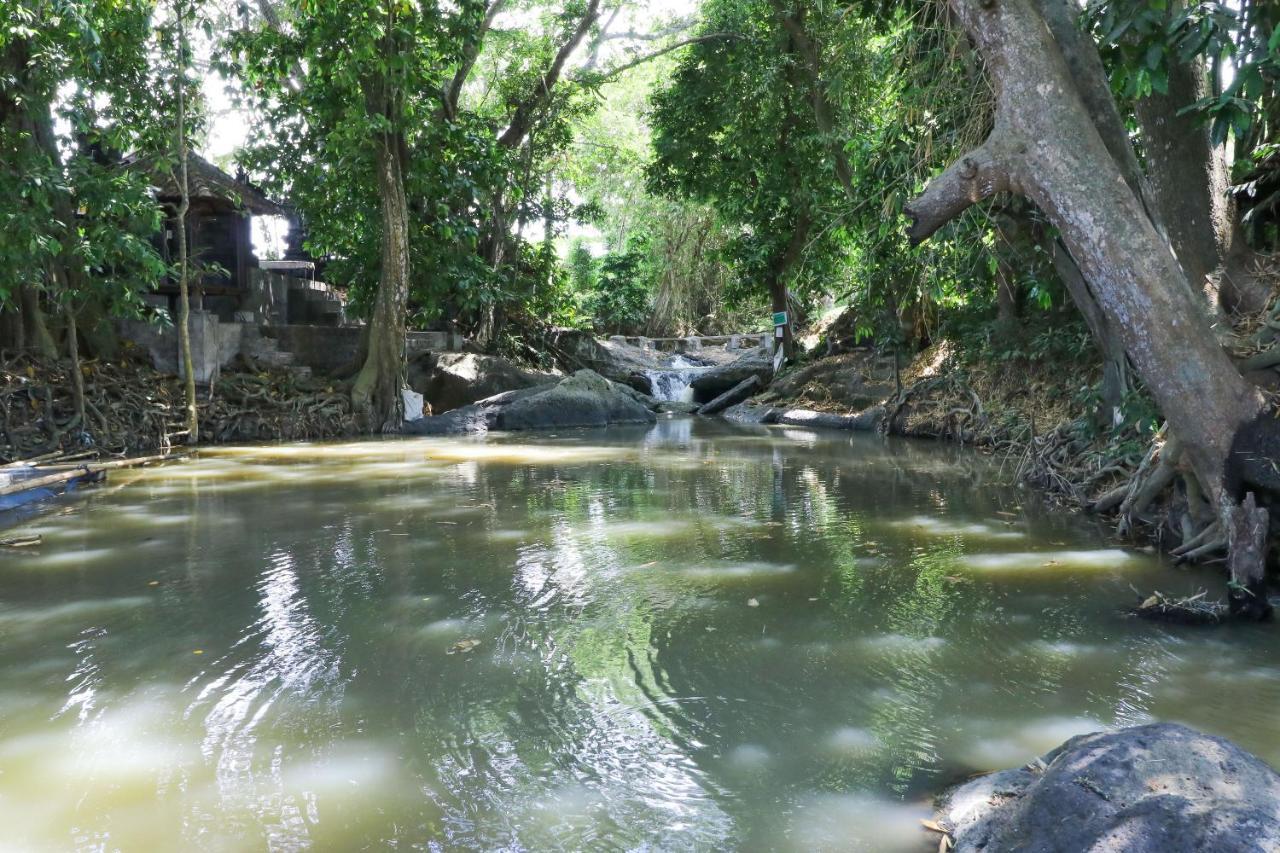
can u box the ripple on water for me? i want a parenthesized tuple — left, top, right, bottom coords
(960, 549, 1138, 571)
(957, 716, 1106, 770)
(890, 515, 1025, 540)
(781, 792, 932, 853)
(681, 562, 797, 581)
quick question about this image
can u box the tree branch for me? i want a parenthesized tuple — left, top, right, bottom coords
(497, 0, 602, 148)
(443, 0, 510, 120)
(590, 33, 746, 81)
(904, 136, 1012, 243)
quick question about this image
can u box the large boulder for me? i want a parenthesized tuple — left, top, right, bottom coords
(937, 723, 1280, 853)
(548, 329, 662, 392)
(689, 348, 775, 403)
(403, 369, 656, 435)
(408, 352, 556, 414)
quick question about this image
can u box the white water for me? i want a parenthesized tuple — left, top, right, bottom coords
(645, 355, 710, 402)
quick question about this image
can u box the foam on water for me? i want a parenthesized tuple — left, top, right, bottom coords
(961, 548, 1137, 571)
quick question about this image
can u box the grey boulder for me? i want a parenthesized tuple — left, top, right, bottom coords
(689, 348, 774, 403)
(408, 352, 556, 414)
(938, 723, 1280, 853)
(404, 369, 655, 435)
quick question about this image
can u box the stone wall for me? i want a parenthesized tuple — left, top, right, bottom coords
(258, 326, 463, 374)
(120, 314, 466, 381)
(119, 312, 244, 384)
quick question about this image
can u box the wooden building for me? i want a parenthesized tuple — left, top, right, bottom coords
(127, 153, 286, 320)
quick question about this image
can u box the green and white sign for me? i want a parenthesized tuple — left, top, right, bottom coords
(772, 311, 788, 326)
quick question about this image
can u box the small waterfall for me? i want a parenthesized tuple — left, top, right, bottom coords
(645, 355, 709, 403)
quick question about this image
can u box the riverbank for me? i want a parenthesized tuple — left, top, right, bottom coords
(743, 339, 1257, 580)
(0, 348, 359, 463)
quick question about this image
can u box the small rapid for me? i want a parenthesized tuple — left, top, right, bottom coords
(644, 354, 710, 402)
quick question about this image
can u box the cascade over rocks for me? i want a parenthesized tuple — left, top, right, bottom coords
(937, 723, 1280, 852)
(402, 369, 655, 435)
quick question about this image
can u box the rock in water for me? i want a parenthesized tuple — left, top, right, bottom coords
(938, 723, 1280, 852)
(407, 352, 556, 414)
(403, 370, 655, 434)
(689, 349, 775, 403)
(697, 376, 762, 416)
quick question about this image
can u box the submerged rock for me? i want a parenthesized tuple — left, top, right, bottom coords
(403, 369, 655, 435)
(937, 723, 1280, 852)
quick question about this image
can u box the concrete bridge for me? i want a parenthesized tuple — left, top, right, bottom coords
(607, 333, 767, 353)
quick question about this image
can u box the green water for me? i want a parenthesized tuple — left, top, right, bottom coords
(2, 419, 1278, 851)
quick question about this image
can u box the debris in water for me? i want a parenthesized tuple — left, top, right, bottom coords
(1128, 587, 1225, 625)
(0, 534, 41, 548)
(747, 598, 759, 607)
(447, 638, 481, 654)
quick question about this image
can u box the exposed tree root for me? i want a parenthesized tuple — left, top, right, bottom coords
(1, 351, 358, 463)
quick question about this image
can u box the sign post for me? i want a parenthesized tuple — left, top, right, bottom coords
(772, 311, 788, 373)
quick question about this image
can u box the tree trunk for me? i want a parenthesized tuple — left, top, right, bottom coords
(905, 0, 1274, 604)
(17, 286, 56, 358)
(770, 214, 812, 360)
(1049, 241, 1128, 425)
(351, 132, 410, 432)
(1224, 492, 1272, 620)
(174, 1, 199, 445)
(1133, 26, 1268, 316)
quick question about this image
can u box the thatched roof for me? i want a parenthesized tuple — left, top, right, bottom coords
(125, 152, 286, 216)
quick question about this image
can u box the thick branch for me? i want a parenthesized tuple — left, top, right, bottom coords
(767, 0, 855, 199)
(591, 33, 745, 81)
(444, 0, 510, 120)
(904, 138, 1011, 243)
(498, 0, 602, 149)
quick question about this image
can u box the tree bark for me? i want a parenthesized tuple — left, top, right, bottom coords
(17, 286, 56, 358)
(905, 0, 1271, 537)
(769, 213, 812, 360)
(351, 132, 410, 432)
(1224, 492, 1271, 620)
(174, 0, 199, 445)
(1049, 239, 1128, 424)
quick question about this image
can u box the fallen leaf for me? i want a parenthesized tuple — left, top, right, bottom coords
(447, 639, 481, 655)
(921, 818, 947, 833)
(747, 598, 759, 607)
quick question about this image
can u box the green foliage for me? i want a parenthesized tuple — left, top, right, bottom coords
(585, 239, 652, 334)
(0, 0, 169, 315)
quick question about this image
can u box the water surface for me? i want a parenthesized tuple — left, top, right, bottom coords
(2, 419, 1277, 851)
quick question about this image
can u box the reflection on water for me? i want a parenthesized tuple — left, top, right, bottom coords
(2, 418, 1279, 850)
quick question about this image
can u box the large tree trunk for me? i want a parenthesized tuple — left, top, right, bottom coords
(905, 0, 1275, 608)
(174, 2, 199, 445)
(769, 214, 812, 360)
(351, 133, 410, 432)
(1134, 37, 1270, 315)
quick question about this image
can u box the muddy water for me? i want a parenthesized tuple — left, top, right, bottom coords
(2, 419, 1278, 851)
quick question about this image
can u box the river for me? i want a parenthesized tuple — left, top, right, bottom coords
(2, 418, 1277, 850)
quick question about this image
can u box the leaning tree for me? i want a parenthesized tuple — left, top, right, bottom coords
(904, 0, 1279, 617)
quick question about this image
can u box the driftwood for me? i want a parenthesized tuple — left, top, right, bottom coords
(0, 452, 185, 498)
